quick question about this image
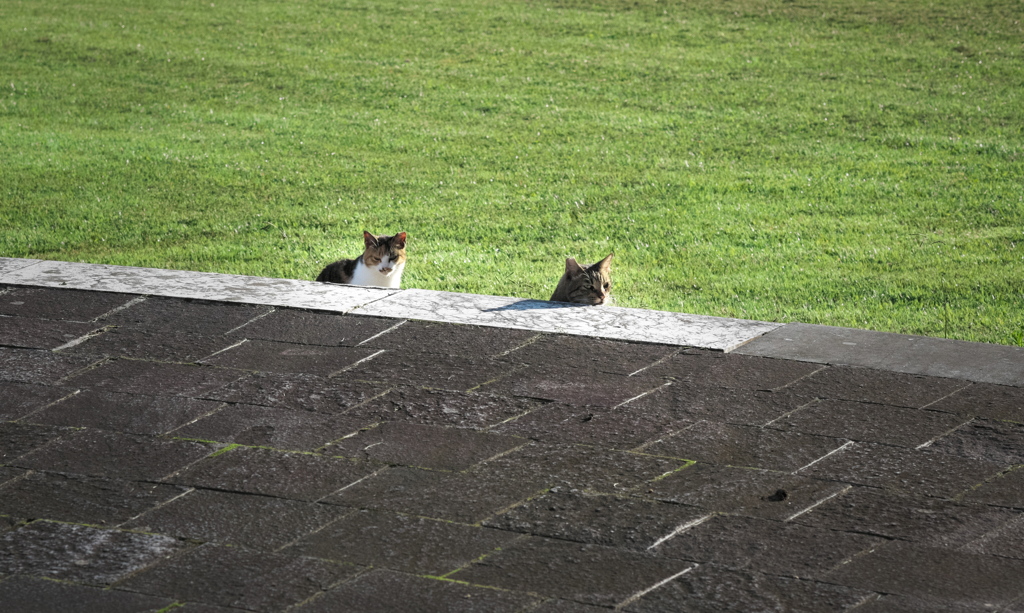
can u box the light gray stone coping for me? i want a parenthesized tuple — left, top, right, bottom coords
(0, 258, 779, 352)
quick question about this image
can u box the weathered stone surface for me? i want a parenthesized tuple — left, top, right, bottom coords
(927, 382, 1024, 422)
(0, 521, 184, 585)
(123, 489, 345, 550)
(0, 381, 74, 420)
(643, 420, 847, 472)
(504, 334, 676, 375)
(826, 541, 1024, 606)
(450, 535, 694, 607)
(65, 328, 242, 363)
(0, 471, 188, 527)
(103, 296, 271, 335)
(618, 383, 813, 426)
(959, 515, 1024, 560)
(227, 309, 396, 346)
(344, 350, 518, 392)
(489, 403, 691, 450)
(284, 509, 517, 575)
(293, 569, 539, 613)
(528, 599, 613, 613)
(641, 351, 823, 390)
(203, 371, 386, 413)
(485, 488, 709, 550)
(327, 421, 523, 470)
(325, 466, 546, 524)
(772, 399, 969, 447)
(0, 466, 24, 486)
(0, 422, 71, 462)
(346, 386, 541, 429)
(28, 389, 222, 435)
(0, 346, 100, 385)
(172, 403, 369, 451)
(652, 514, 883, 579)
(119, 543, 358, 612)
(355, 318, 538, 357)
(169, 446, 381, 501)
(643, 463, 850, 521)
(853, 594, 988, 613)
(0, 287, 134, 322)
(15, 428, 217, 481)
(0, 575, 175, 613)
(0, 316, 102, 350)
(928, 418, 1024, 465)
(65, 359, 245, 398)
(800, 441, 1007, 498)
(201, 339, 380, 376)
(624, 564, 874, 613)
(477, 364, 665, 407)
(785, 365, 969, 408)
(962, 466, 1024, 508)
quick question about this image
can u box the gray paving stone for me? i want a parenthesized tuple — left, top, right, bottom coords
(15, 429, 217, 481)
(961, 466, 1024, 509)
(103, 296, 271, 335)
(643, 463, 851, 521)
(171, 403, 369, 451)
(651, 514, 883, 579)
(623, 564, 875, 613)
(0, 381, 74, 421)
(326, 422, 524, 470)
(928, 418, 1024, 465)
(618, 383, 814, 426)
(0, 471, 188, 527)
(927, 382, 1024, 422)
(324, 466, 546, 524)
(0, 287, 135, 322)
(790, 485, 1017, 547)
(227, 309, 396, 346)
(449, 535, 694, 607)
(346, 386, 541, 429)
(0, 423, 71, 462)
(528, 599, 612, 613)
(359, 319, 537, 357)
(201, 339, 380, 376)
(643, 420, 848, 472)
(488, 402, 692, 450)
(476, 364, 664, 407)
(123, 488, 345, 550)
(853, 594, 992, 613)
(27, 389, 223, 435)
(504, 334, 676, 375)
(484, 488, 709, 550)
(1, 514, 23, 533)
(65, 359, 246, 398)
(0, 521, 184, 585)
(203, 371, 386, 414)
(293, 569, 539, 613)
(0, 346, 100, 385)
(64, 328, 243, 363)
(640, 351, 823, 390)
(284, 508, 517, 575)
(771, 399, 969, 448)
(783, 365, 969, 408)
(168, 446, 382, 501)
(800, 441, 1008, 498)
(0, 316, 102, 350)
(118, 543, 358, 612)
(0, 575, 175, 613)
(0, 466, 24, 486)
(960, 515, 1024, 560)
(344, 350, 518, 392)
(826, 540, 1024, 606)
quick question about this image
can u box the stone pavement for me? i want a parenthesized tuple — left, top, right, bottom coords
(0, 259, 1022, 612)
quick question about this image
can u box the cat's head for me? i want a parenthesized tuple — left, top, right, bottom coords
(560, 253, 613, 305)
(362, 231, 407, 276)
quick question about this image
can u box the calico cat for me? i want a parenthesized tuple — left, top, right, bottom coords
(550, 253, 613, 305)
(316, 231, 407, 288)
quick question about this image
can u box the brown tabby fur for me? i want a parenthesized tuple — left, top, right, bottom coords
(315, 231, 407, 287)
(550, 254, 613, 305)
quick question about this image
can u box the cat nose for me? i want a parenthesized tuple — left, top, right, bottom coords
(380, 267, 393, 274)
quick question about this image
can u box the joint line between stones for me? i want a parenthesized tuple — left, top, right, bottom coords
(223, 307, 277, 336)
(354, 319, 408, 346)
(785, 484, 853, 522)
(794, 440, 855, 474)
(615, 563, 699, 610)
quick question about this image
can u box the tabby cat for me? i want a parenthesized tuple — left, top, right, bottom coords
(316, 231, 407, 288)
(550, 254, 613, 305)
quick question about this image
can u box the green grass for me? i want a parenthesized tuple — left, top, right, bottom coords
(2, 0, 1022, 345)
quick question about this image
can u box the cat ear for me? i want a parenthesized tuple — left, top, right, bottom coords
(393, 232, 407, 248)
(565, 257, 584, 275)
(363, 231, 379, 248)
(596, 253, 613, 272)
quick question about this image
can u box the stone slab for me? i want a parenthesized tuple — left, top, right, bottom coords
(359, 319, 538, 357)
(342, 350, 518, 393)
(503, 335, 677, 375)
(293, 569, 539, 613)
(0, 346, 101, 385)
(123, 488, 345, 550)
(0, 259, 397, 313)
(226, 309, 397, 346)
(928, 418, 1024, 465)
(28, 389, 223, 435)
(618, 383, 814, 427)
(347, 386, 541, 429)
(853, 594, 985, 613)
(65, 359, 246, 398)
(284, 508, 518, 575)
(202, 339, 381, 376)
(351, 288, 781, 351)
(476, 364, 665, 407)
(927, 382, 1024, 422)
(118, 543, 358, 612)
(203, 371, 386, 414)
(0, 423, 73, 463)
(0, 381, 75, 421)
(102, 296, 271, 335)
(171, 403, 369, 451)
(737, 322, 1024, 386)
(960, 515, 1024, 560)
(784, 364, 970, 409)
(0, 575, 175, 613)
(64, 328, 245, 363)
(0, 257, 42, 275)
(0, 521, 184, 585)
(0, 286, 135, 322)
(640, 350, 824, 390)
(0, 317, 104, 350)
(961, 465, 1024, 508)
(449, 535, 694, 607)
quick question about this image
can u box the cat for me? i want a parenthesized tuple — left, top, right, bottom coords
(316, 231, 407, 288)
(550, 253, 613, 305)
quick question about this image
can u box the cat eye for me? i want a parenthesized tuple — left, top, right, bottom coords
(604, 282, 610, 289)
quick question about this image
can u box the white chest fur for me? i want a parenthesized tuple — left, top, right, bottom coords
(349, 258, 404, 288)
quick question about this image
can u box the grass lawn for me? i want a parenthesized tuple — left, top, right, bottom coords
(2, 0, 1022, 345)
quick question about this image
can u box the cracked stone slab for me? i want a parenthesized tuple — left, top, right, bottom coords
(640, 351, 824, 390)
(65, 359, 247, 398)
(0, 286, 136, 322)
(346, 386, 543, 429)
(0, 521, 185, 585)
(118, 543, 359, 612)
(171, 403, 370, 451)
(927, 382, 1024, 422)
(202, 339, 383, 376)
(961, 466, 1024, 508)
(503, 335, 677, 375)
(293, 569, 540, 613)
(102, 296, 272, 335)
(226, 309, 397, 346)
(927, 418, 1024, 465)
(342, 350, 517, 393)
(0, 423, 74, 463)
(736, 322, 1024, 386)
(123, 488, 346, 550)
(0, 259, 397, 313)
(63, 327, 245, 363)
(449, 535, 695, 607)
(0, 575, 175, 613)
(350, 289, 781, 351)
(28, 389, 223, 436)
(854, 594, 989, 613)
(202, 371, 387, 414)
(959, 515, 1024, 560)
(0, 471, 188, 527)
(617, 383, 814, 427)
(0, 257, 42, 276)
(783, 364, 971, 409)
(0, 317, 104, 350)
(0, 346, 101, 385)
(358, 319, 538, 357)
(0, 381, 74, 421)
(475, 364, 665, 407)
(284, 508, 518, 576)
